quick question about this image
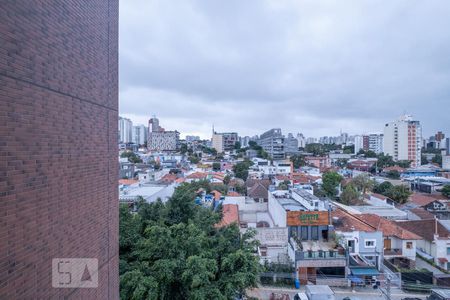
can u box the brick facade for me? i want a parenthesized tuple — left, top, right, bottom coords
(0, 1, 119, 299)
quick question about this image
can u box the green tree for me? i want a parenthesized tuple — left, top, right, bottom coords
(377, 153, 395, 169)
(358, 150, 377, 158)
(212, 162, 221, 171)
(421, 154, 429, 165)
(384, 185, 411, 204)
(121, 151, 143, 164)
(120, 182, 260, 299)
(373, 181, 394, 195)
(290, 155, 306, 169)
(442, 185, 450, 199)
(189, 155, 200, 164)
(340, 184, 360, 205)
(343, 145, 354, 154)
(233, 160, 253, 181)
(277, 180, 290, 190)
(397, 160, 412, 168)
(432, 154, 442, 166)
(234, 141, 241, 150)
(180, 143, 188, 155)
(321, 171, 343, 198)
(386, 170, 400, 179)
(351, 174, 375, 195)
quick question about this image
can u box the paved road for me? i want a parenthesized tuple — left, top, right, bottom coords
(247, 286, 428, 300)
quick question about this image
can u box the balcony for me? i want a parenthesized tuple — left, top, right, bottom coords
(384, 248, 402, 256)
(289, 238, 347, 268)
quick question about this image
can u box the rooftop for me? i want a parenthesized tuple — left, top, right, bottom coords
(361, 214, 421, 240)
(216, 204, 239, 227)
(396, 219, 450, 242)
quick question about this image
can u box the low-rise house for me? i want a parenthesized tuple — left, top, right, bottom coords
(332, 208, 383, 273)
(216, 204, 239, 227)
(269, 189, 347, 285)
(365, 193, 395, 207)
(185, 172, 208, 183)
(362, 214, 420, 268)
(305, 156, 331, 169)
(396, 219, 450, 271)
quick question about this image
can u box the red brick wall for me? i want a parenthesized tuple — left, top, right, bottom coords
(0, 1, 119, 299)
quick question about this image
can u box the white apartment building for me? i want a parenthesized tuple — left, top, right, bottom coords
(383, 115, 422, 168)
(132, 124, 148, 146)
(368, 134, 383, 154)
(119, 117, 133, 143)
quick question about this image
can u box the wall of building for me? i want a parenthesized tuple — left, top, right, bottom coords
(0, 1, 119, 298)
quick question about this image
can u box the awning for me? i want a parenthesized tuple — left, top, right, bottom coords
(350, 268, 380, 276)
(438, 257, 448, 263)
(348, 276, 364, 284)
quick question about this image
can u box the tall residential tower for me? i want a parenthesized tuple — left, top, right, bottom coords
(383, 115, 422, 168)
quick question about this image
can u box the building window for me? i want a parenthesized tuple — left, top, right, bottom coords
(406, 242, 413, 249)
(311, 226, 319, 240)
(260, 247, 267, 257)
(365, 240, 376, 248)
(301, 226, 308, 240)
(447, 247, 450, 255)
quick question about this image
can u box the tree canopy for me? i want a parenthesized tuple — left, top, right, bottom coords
(121, 151, 143, 164)
(340, 184, 360, 205)
(120, 181, 260, 300)
(233, 160, 253, 181)
(321, 171, 343, 198)
(442, 185, 450, 199)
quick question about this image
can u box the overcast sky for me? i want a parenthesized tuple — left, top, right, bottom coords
(119, 0, 450, 139)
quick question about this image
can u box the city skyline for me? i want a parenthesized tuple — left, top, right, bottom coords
(119, 0, 450, 139)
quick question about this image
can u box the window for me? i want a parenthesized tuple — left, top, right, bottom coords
(365, 240, 376, 248)
(301, 226, 308, 240)
(311, 226, 319, 240)
(406, 242, 413, 249)
(260, 247, 267, 257)
(447, 247, 450, 255)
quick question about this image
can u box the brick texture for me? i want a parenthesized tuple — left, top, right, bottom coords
(0, 1, 119, 299)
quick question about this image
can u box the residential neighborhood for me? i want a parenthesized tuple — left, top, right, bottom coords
(118, 114, 450, 298)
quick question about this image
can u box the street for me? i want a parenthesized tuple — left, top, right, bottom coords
(247, 286, 428, 300)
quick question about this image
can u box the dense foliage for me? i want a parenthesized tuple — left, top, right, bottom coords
(120, 181, 260, 300)
(442, 185, 450, 199)
(233, 160, 253, 181)
(321, 171, 343, 198)
(290, 155, 306, 169)
(340, 184, 360, 205)
(121, 151, 143, 164)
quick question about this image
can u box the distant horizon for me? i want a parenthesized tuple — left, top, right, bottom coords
(119, 113, 447, 141)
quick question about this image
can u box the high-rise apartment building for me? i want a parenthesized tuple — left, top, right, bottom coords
(0, 2, 119, 299)
(258, 128, 285, 160)
(211, 129, 239, 153)
(368, 134, 383, 154)
(148, 116, 161, 133)
(383, 115, 422, 168)
(119, 116, 133, 143)
(132, 125, 148, 145)
(285, 133, 299, 155)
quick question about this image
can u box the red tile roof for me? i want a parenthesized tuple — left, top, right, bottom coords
(227, 191, 241, 197)
(118, 179, 138, 185)
(409, 208, 435, 220)
(396, 219, 450, 242)
(186, 172, 207, 179)
(361, 214, 421, 240)
(410, 194, 441, 207)
(331, 209, 376, 232)
(216, 204, 239, 228)
(383, 166, 406, 173)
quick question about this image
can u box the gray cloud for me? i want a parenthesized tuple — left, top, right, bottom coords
(119, 0, 450, 139)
